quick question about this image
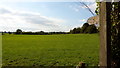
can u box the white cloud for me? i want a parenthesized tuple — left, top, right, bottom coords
(79, 19, 87, 27)
(0, 7, 66, 32)
(0, 0, 97, 3)
(70, 2, 97, 14)
(69, 4, 81, 12)
(88, 3, 97, 13)
(81, 3, 97, 14)
(79, 19, 86, 23)
(74, 8, 80, 12)
(0, 0, 114, 3)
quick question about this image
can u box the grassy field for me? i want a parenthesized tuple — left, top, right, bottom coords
(2, 34, 99, 66)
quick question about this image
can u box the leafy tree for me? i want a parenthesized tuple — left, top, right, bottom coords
(73, 28, 77, 34)
(110, 2, 120, 67)
(70, 27, 81, 34)
(70, 30, 73, 34)
(4, 31, 7, 33)
(70, 28, 77, 34)
(95, 2, 100, 15)
(39, 31, 45, 35)
(22, 32, 33, 35)
(76, 27, 81, 33)
(8, 31, 12, 34)
(16, 29, 22, 34)
(2, 32, 4, 35)
(85, 24, 98, 34)
(81, 23, 89, 33)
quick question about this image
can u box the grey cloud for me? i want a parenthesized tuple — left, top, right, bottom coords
(21, 14, 58, 27)
(0, 8, 12, 14)
(0, 7, 58, 27)
(0, 7, 65, 31)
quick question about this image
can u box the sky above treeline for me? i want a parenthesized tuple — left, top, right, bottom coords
(0, 1, 97, 32)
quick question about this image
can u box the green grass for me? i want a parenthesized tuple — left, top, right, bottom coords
(2, 34, 99, 66)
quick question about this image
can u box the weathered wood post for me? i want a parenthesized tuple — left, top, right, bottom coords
(99, 1, 112, 68)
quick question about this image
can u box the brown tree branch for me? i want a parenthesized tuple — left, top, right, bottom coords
(79, 2, 95, 16)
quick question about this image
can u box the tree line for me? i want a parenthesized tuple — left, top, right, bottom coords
(1, 29, 68, 35)
(1, 23, 98, 35)
(70, 23, 98, 34)
(15, 29, 68, 35)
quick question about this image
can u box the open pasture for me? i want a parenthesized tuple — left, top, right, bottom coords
(2, 34, 99, 66)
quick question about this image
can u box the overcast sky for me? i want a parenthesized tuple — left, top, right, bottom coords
(0, 1, 97, 32)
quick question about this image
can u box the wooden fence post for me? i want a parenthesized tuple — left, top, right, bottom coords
(99, 2, 112, 68)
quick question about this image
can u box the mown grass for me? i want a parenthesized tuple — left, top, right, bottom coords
(2, 34, 99, 66)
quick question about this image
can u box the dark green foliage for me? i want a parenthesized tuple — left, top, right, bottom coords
(1, 31, 12, 35)
(73, 28, 77, 34)
(76, 27, 81, 34)
(49, 32, 66, 35)
(110, 2, 120, 67)
(8, 32, 12, 34)
(4, 31, 7, 33)
(15, 29, 22, 34)
(95, 2, 100, 15)
(96, 2, 120, 67)
(2, 32, 4, 35)
(70, 23, 98, 34)
(15, 31, 67, 35)
(70, 28, 81, 34)
(85, 24, 98, 34)
(69, 28, 77, 34)
(22, 32, 33, 35)
(36, 31, 45, 35)
(70, 30, 73, 34)
(81, 23, 89, 33)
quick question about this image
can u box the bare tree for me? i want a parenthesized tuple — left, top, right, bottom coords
(79, 2, 95, 16)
